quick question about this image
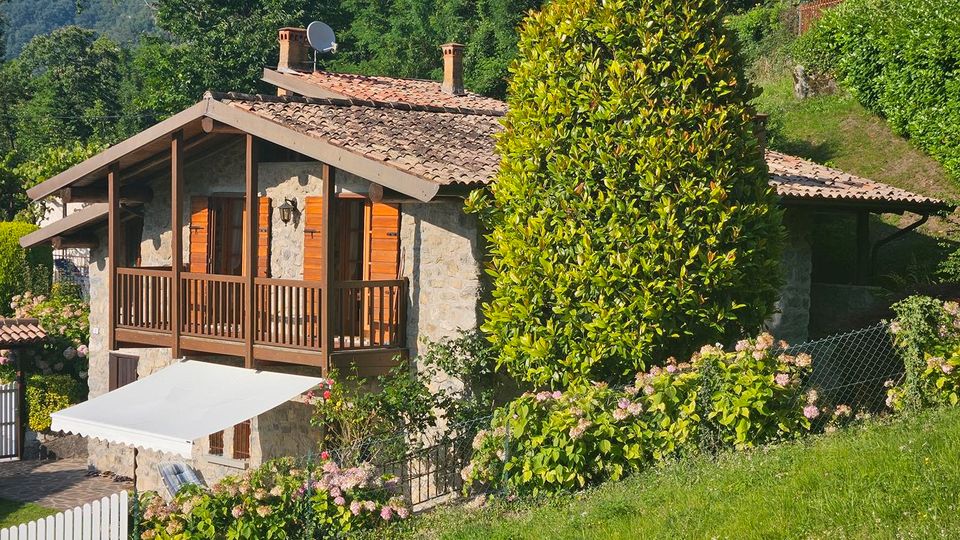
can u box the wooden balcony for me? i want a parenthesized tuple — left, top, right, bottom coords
(113, 267, 407, 372)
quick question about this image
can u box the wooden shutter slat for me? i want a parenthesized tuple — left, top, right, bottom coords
(258, 197, 271, 278)
(303, 196, 324, 281)
(189, 197, 210, 273)
(365, 202, 400, 344)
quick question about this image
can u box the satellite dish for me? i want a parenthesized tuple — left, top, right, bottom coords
(307, 21, 337, 54)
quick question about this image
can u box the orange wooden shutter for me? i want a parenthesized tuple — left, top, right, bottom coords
(366, 202, 400, 345)
(303, 196, 324, 281)
(258, 196, 271, 278)
(189, 196, 211, 273)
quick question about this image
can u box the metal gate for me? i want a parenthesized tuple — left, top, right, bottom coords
(0, 381, 20, 459)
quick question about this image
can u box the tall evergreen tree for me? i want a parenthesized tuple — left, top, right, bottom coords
(470, 0, 785, 387)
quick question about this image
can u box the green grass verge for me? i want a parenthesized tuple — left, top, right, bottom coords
(0, 498, 58, 529)
(383, 407, 960, 539)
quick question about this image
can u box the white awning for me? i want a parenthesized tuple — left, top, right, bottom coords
(51, 360, 322, 457)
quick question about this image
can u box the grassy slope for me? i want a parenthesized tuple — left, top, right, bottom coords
(0, 498, 58, 529)
(389, 407, 960, 539)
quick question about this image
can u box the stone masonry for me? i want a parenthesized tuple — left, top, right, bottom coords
(768, 208, 814, 345)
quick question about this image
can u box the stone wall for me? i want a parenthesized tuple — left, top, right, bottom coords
(768, 208, 814, 345)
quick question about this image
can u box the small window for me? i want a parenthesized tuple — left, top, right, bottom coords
(209, 431, 224, 456)
(233, 420, 251, 460)
(108, 353, 138, 391)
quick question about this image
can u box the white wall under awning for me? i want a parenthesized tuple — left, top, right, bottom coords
(51, 360, 322, 457)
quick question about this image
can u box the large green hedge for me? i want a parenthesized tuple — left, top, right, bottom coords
(794, 0, 960, 179)
(468, 0, 784, 388)
(26, 373, 83, 432)
(0, 222, 51, 316)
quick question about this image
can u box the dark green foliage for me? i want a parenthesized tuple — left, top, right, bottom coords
(725, 0, 793, 69)
(794, 0, 960, 179)
(0, 221, 50, 315)
(1, 0, 154, 60)
(890, 295, 951, 412)
(418, 329, 504, 423)
(469, 0, 784, 388)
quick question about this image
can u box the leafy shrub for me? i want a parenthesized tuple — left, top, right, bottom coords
(0, 221, 52, 316)
(139, 457, 409, 539)
(12, 287, 90, 383)
(794, 0, 960, 178)
(311, 362, 446, 466)
(25, 373, 83, 431)
(887, 296, 960, 411)
(465, 333, 816, 495)
(468, 0, 784, 388)
(726, 0, 794, 70)
(417, 329, 503, 423)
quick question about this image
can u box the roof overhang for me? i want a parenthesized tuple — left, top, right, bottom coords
(19, 203, 109, 248)
(27, 96, 442, 204)
(50, 360, 322, 457)
(777, 195, 955, 215)
(262, 68, 352, 100)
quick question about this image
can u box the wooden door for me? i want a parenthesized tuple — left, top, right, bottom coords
(365, 202, 401, 345)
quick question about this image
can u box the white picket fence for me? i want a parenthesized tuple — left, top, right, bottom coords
(0, 491, 128, 540)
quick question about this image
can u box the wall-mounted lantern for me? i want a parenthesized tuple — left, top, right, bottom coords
(278, 198, 298, 224)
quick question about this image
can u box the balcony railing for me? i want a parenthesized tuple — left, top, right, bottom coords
(114, 268, 407, 357)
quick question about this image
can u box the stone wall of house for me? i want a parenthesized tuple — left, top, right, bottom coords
(399, 199, 484, 397)
(768, 208, 814, 345)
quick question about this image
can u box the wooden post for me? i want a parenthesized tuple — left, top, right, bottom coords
(108, 163, 120, 351)
(321, 163, 336, 375)
(244, 135, 258, 369)
(856, 211, 871, 285)
(170, 131, 184, 358)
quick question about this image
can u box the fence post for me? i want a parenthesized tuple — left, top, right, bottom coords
(499, 412, 511, 496)
(16, 356, 25, 460)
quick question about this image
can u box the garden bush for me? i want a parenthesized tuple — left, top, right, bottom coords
(139, 456, 409, 539)
(467, 0, 784, 388)
(887, 296, 960, 412)
(25, 373, 83, 431)
(0, 221, 51, 316)
(12, 286, 91, 382)
(794, 0, 960, 178)
(465, 333, 819, 495)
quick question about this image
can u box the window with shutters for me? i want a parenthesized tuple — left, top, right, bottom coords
(209, 431, 224, 456)
(233, 420, 252, 459)
(108, 353, 138, 391)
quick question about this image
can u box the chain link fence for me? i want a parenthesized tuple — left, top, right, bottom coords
(784, 322, 902, 413)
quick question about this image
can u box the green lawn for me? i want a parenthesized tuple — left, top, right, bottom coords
(386, 407, 960, 539)
(0, 498, 58, 529)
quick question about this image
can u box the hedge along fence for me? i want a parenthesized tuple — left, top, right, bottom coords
(794, 0, 960, 179)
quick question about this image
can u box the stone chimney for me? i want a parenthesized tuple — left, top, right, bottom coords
(278, 28, 310, 73)
(441, 43, 465, 96)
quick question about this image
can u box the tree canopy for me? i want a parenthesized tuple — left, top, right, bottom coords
(469, 0, 784, 387)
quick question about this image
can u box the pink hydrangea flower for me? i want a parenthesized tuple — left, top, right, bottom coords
(380, 506, 394, 521)
(334, 496, 346, 506)
(666, 364, 677, 374)
(803, 405, 820, 420)
(552, 390, 562, 399)
(942, 363, 955, 375)
(613, 408, 629, 421)
(774, 373, 790, 386)
(397, 507, 410, 519)
(617, 398, 630, 409)
(231, 505, 244, 518)
(350, 500, 362, 515)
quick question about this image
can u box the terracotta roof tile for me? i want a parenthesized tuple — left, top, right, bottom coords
(0, 318, 46, 346)
(767, 150, 949, 211)
(214, 92, 502, 186)
(214, 92, 948, 212)
(283, 70, 508, 113)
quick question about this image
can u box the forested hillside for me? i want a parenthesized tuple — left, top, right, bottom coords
(1, 0, 155, 59)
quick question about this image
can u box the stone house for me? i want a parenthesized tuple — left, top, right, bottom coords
(20, 28, 949, 491)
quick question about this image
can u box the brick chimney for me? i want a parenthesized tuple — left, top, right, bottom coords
(278, 28, 310, 73)
(441, 43, 465, 96)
